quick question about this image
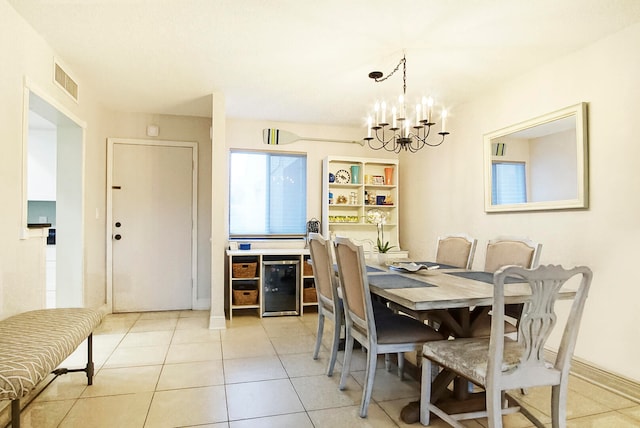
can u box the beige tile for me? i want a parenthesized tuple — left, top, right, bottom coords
(279, 352, 335, 378)
(619, 405, 640, 422)
(224, 355, 287, 384)
(18, 399, 75, 428)
(103, 344, 168, 368)
(222, 337, 277, 359)
(198, 424, 230, 428)
(81, 333, 127, 370)
(19, 310, 639, 428)
(130, 318, 178, 332)
(225, 314, 263, 328)
(157, 360, 225, 390)
(226, 379, 304, 420)
(290, 374, 362, 410)
(119, 330, 174, 348)
(57, 333, 124, 369)
(60, 392, 153, 428)
(165, 341, 223, 363)
(262, 318, 314, 338)
(307, 402, 397, 427)
(350, 367, 421, 402)
(172, 327, 221, 344)
(270, 333, 317, 355)
(229, 412, 313, 428)
(335, 348, 369, 373)
(93, 313, 139, 334)
(145, 386, 227, 427)
(139, 310, 181, 320)
(567, 411, 640, 427)
(179, 309, 210, 318)
(34, 372, 89, 402)
(220, 325, 269, 342)
(568, 376, 639, 410)
(81, 365, 162, 397)
(176, 315, 210, 330)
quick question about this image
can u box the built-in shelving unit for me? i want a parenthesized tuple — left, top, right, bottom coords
(322, 156, 402, 254)
(226, 249, 317, 320)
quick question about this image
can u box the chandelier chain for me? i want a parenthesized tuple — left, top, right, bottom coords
(372, 56, 407, 95)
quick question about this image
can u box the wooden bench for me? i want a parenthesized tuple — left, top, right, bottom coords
(0, 308, 103, 428)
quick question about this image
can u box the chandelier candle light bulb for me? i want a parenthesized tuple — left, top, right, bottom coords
(442, 109, 447, 133)
(381, 101, 387, 124)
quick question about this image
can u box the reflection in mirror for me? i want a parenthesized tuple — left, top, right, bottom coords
(484, 103, 588, 212)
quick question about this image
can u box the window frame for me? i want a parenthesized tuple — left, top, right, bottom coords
(491, 161, 527, 205)
(228, 149, 307, 239)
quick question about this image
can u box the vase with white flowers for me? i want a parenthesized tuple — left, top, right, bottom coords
(366, 209, 395, 264)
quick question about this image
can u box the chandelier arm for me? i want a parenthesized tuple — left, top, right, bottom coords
(422, 134, 447, 147)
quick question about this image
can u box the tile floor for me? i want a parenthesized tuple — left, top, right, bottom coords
(11, 310, 640, 427)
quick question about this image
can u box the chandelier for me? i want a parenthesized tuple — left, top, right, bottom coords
(364, 55, 449, 153)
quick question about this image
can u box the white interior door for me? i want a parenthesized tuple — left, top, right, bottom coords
(111, 142, 194, 312)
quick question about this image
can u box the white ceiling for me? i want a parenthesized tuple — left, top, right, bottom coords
(8, 0, 640, 127)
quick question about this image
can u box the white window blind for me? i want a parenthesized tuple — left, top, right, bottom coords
(229, 151, 307, 238)
(492, 162, 527, 205)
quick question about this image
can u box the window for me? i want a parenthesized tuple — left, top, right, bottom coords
(229, 150, 307, 238)
(492, 162, 527, 205)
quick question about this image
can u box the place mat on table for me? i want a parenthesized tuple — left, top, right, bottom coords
(368, 274, 435, 289)
(446, 271, 524, 284)
(333, 264, 384, 273)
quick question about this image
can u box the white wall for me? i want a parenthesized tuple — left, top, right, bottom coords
(27, 127, 57, 201)
(0, 1, 111, 316)
(401, 22, 640, 381)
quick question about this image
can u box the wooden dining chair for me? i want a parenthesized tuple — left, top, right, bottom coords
(420, 264, 593, 428)
(334, 236, 443, 418)
(436, 233, 478, 270)
(308, 233, 343, 376)
(484, 236, 542, 273)
(485, 236, 542, 325)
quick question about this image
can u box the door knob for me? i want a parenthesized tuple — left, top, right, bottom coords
(114, 234, 122, 240)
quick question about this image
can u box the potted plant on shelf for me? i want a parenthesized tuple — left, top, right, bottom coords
(367, 209, 395, 265)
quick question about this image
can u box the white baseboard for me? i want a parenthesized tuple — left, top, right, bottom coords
(208, 314, 226, 330)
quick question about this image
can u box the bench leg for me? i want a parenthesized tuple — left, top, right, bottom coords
(11, 398, 20, 428)
(51, 333, 95, 385)
(86, 333, 94, 385)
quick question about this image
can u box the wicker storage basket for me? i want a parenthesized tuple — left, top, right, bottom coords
(303, 287, 318, 303)
(233, 289, 258, 305)
(303, 261, 314, 277)
(232, 262, 257, 278)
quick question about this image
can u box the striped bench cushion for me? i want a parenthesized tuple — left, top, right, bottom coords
(0, 308, 103, 400)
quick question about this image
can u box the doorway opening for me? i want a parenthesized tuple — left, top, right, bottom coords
(24, 86, 85, 308)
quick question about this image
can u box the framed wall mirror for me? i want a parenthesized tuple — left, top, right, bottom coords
(484, 102, 588, 213)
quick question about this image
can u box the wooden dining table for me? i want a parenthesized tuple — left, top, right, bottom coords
(364, 260, 578, 416)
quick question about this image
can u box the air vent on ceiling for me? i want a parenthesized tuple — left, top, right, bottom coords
(54, 61, 78, 102)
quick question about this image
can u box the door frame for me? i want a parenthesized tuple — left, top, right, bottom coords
(106, 138, 198, 312)
(22, 77, 87, 308)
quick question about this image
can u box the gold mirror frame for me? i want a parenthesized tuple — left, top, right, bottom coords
(484, 103, 588, 213)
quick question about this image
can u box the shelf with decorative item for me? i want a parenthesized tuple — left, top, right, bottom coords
(323, 156, 400, 252)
